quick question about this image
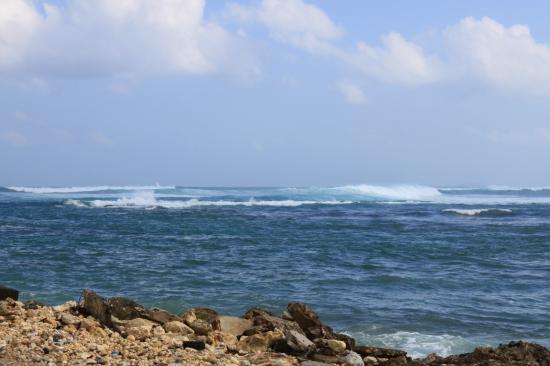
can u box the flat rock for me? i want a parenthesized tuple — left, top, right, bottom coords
(218, 316, 253, 336)
(0, 286, 19, 301)
(354, 346, 407, 359)
(145, 308, 181, 324)
(163, 321, 194, 335)
(108, 297, 147, 320)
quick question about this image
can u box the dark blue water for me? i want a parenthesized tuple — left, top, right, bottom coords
(1, 185, 549, 357)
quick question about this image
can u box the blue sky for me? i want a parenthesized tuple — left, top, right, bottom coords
(1, 0, 550, 187)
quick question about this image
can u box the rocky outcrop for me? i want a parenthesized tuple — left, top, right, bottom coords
(1, 288, 549, 366)
(0, 286, 19, 301)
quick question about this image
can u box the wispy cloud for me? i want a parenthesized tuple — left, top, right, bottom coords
(0, 130, 29, 146)
(337, 80, 367, 105)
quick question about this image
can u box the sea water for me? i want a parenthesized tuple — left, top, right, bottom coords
(1, 184, 549, 358)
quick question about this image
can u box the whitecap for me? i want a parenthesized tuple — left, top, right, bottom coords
(332, 184, 442, 201)
(443, 208, 513, 216)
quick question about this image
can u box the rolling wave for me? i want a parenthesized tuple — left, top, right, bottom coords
(64, 192, 352, 209)
(443, 208, 513, 217)
(331, 184, 442, 200)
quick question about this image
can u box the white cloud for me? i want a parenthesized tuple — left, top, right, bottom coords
(0, 0, 259, 78)
(337, 80, 367, 105)
(442, 17, 550, 94)
(345, 33, 439, 85)
(226, 0, 343, 52)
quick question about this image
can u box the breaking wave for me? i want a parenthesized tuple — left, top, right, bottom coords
(443, 208, 513, 217)
(350, 330, 476, 359)
(330, 184, 442, 201)
(6, 185, 175, 193)
(64, 191, 352, 209)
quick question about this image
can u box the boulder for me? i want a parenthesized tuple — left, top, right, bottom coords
(180, 308, 220, 335)
(187, 318, 212, 335)
(0, 286, 18, 301)
(301, 361, 335, 366)
(243, 307, 275, 321)
(237, 330, 284, 353)
(218, 316, 253, 336)
(182, 340, 206, 351)
(163, 321, 194, 335)
(123, 318, 156, 338)
(60, 313, 81, 326)
(108, 297, 147, 320)
(353, 346, 407, 359)
(342, 351, 364, 366)
(145, 308, 181, 324)
(81, 289, 112, 327)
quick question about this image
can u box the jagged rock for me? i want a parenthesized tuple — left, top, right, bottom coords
(145, 308, 181, 324)
(163, 320, 194, 335)
(286, 303, 355, 350)
(243, 307, 275, 320)
(187, 318, 212, 335)
(243, 324, 271, 336)
(429, 341, 550, 366)
(218, 316, 253, 336)
(81, 289, 112, 327)
(108, 297, 147, 320)
(180, 308, 220, 335)
(0, 286, 19, 301)
(237, 330, 285, 353)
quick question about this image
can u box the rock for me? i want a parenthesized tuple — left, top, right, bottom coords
(163, 321, 194, 335)
(301, 361, 335, 366)
(60, 313, 80, 326)
(251, 313, 315, 355)
(240, 361, 251, 366)
(0, 286, 19, 301)
(286, 303, 355, 349)
(363, 356, 378, 365)
(325, 339, 347, 354)
(182, 340, 206, 351)
(108, 297, 147, 320)
(124, 318, 156, 338)
(238, 330, 285, 353)
(243, 307, 274, 321)
(24, 300, 44, 310)
(146, 308, 182, 324)
(353, 346, 407, 359)
(53, 301, 77, 312)
(342, 350, 364, 366)
(218, 316, 253, 336)
(181, 307, 218, 323)
(81, 289, 112, 327)
(187, 318, 212, 335)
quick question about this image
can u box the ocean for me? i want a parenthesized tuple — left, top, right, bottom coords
(1, 184, 549, 358)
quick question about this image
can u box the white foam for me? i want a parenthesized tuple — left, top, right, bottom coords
(443, 208, 513, 216)
(351, 331, 476, 359)
(8, 185, 175, 193)
(333, 184, 442, 201)
(64, 191, 353, 209)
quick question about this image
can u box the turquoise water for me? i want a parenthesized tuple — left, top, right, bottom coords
(1, 185, 549, 358)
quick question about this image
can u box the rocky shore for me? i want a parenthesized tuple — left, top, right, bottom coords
(0, 287, 549, 366)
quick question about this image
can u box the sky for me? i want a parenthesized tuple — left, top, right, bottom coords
(1, 0, 550, 187)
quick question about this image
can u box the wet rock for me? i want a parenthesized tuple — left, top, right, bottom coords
(163, 320, 194, 335)
(81, 289, 112, 327)
(0, 286, 19, 301)
(218, 316, 253, 336)
(182, 340, 206, 351)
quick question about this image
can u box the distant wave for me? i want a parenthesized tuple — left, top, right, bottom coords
(443, 208, 513, 217)
(6, 185, 175, 193)
(350, 330, 476, 359)
(64, 192, 352, 209)
(331, 184, 442, 201)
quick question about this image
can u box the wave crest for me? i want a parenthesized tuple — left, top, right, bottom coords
(443, 208, 513, 217)
(333, 184, 442, 201)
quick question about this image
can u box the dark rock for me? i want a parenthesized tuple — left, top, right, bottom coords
(108, 297, 147, 320)
(243, 307, 275, 321)
(300, 361, 335, 366)
(287, 303, 355, 349)
(42, 347, 50, 354)
(182, 340, 206, 351)
(192, 307, 218, 323)
(242, 324, 271, 336)
(0, 286, 18, 301)
(81, 289, 112, 327)
(428, 341, 550, 366)
(354, 346, 407, 359)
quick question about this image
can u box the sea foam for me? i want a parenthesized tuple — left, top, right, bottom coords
(332, 184, 442, 201)
(443, 208, 513, 216)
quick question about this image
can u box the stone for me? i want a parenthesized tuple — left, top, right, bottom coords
(182, 340, 206, 351)
(342, 351, 364, 366)
(218, 316, 253, 336)
(146, 308, 182, 324)
(353, 346, 407, 359)
(53, 301, 77, 312)
(301, 361, 335, 366)
(237, 330, 284, 353)
(325, 339, 346, 354)
(242, 307, 274, 321)
(0, 286, 19, 301)
(108, 297, 147, 320)
(163, 321, 195, 335)
(363, 356, 378, 365)
(59, 313, 80, 326)
(124, 318, 156, 338)
(81, 289, 112, 327)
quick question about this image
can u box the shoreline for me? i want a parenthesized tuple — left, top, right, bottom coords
(1, 288, 549, 366)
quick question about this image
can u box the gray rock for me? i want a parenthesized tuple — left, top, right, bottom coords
(301, 361, 335, 366)
(108, 297, 147, 320)
(342, 350, 364, 366)
(81, 289, 112, 327)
